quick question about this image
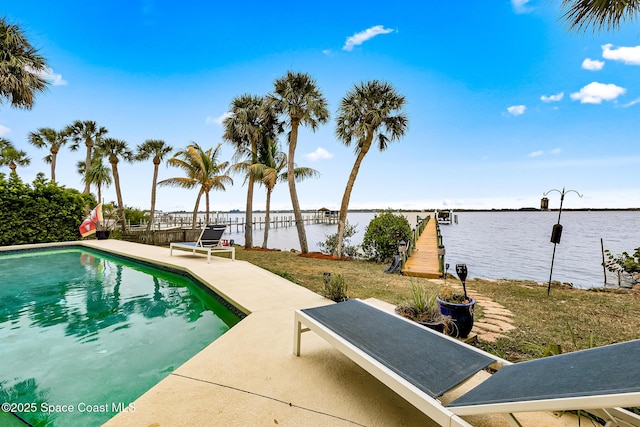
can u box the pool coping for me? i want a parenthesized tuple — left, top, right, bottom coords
(1, 240, 581, 427)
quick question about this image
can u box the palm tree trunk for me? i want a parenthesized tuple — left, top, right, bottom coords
(146, 162, 159, 232)
(205, 191, 210, 224)
(262, 188, 273, 248)
(335, 136, 373, 257)
(245, 177, 254, 249)
(244, 140, 257, 248)
(288, 122, 308, 253)
(192, 189, 203, 229)
(111, 161, 126, 232)
(83, 141, 92, 194)
(50, 153, 57, 183)
(97, 183, 102, 205)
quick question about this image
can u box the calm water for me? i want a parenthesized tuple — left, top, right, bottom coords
(194, 210, 639, 289)
(438, 211, 640, 288)
(0, 247, 241, 426)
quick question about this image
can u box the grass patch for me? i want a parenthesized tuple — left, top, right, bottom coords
(233, 247, 640, 362)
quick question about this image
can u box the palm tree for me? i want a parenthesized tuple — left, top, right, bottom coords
(95, 137, 132, 232)
(0, 17, 49, 109)
(28, 127, 69, 183)
(0, 137, 30, 175)
(66, 120, 108, 194)
(159, 143, 232, 229)
(223, 94, 281, 249)
(135, 139, 173, 231)
(268, 71, 329, 253)
(251, 138, 318, 248)
(334, 80, 408, 258)
(561, 0, 640, 32)
(77, 156, 112, 203)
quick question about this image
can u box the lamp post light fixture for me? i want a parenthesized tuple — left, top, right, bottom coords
(398, 240, 407, 256)
(543, 187, 583, 295)
(455, 263, 469, 300)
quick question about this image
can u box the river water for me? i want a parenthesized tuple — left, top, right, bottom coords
(437, 210, 640, 289)
(174, 210, 639, 289)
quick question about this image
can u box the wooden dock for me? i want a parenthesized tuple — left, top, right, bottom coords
(401, 218, 442, 278)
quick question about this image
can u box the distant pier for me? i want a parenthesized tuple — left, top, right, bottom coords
(128, 210, 339, 233)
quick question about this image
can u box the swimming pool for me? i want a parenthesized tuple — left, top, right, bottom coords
(0, 246, 243, 426)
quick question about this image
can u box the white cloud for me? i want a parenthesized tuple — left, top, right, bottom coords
(28, 66, 68, 86)
(206, 112, 232, 126)
(322, 49, 331, 56)
(342, 25, 394, 51)
(506, 105, 526, 116)
(305, 147, 333, 162)
(541, 92, 564, 102)
(48, 72, 67, 86)
(511, 0, 532, 14)
(602, 43, 640, 65)
(582, 58, 604, 71)
(570, 82, 626, 104)
(623, 97, 640, 108)
(528, 148, 561, 158)
(0, 125, 10, 136)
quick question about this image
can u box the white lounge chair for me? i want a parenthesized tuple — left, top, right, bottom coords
(170, 224, 235, 263)
(294, 299, 640, 427)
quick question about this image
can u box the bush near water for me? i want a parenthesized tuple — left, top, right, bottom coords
(0, 173, 94, 245)
(362, 210, 412, 262)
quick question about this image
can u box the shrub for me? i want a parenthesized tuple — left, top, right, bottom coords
(0, 173, 95, 245)
(361, 210, 411, 262)
(317, 222, 360, 258)
(124, 206, 148, 224)
(605, 247, 640, 275)
(604, 247, 640, 285)
(323, 273, 348, 302)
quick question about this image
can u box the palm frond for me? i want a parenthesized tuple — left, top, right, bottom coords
(561, 0, 640, 32)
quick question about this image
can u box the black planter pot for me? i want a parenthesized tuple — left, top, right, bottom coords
(436, 296, 475, 338)
(96, 230, 111, 240)
(417, 320, 446, 334)
(395, 307, 447, 334)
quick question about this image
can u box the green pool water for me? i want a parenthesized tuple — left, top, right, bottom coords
(0, 247, 242, 426)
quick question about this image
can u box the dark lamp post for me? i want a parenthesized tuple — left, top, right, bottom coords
(456, 263, 469, 300)
(543, 187, 583, 295)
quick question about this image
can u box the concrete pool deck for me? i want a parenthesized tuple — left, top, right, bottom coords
(2, 240, 584, 426)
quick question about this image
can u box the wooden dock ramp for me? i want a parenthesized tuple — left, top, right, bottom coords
(401, 218, 442, 278)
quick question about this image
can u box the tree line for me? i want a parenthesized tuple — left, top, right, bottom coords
(0, 75, 409, 258)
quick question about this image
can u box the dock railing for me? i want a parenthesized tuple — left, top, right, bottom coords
(436, 220, 445, 276)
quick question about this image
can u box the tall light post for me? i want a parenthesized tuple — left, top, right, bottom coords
(543, 187, 583, 295)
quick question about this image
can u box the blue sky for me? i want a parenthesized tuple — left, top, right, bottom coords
(2, 0, 639, 212)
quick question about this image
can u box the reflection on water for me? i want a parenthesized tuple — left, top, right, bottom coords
(0, 248, 240, 426)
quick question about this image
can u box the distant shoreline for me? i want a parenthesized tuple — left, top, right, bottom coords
(163, 207, 640, 214)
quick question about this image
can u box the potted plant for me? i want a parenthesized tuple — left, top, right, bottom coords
(96, 203, 119, 240)
(436, 264, 475, 338)
(396, 282, 453, 334)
